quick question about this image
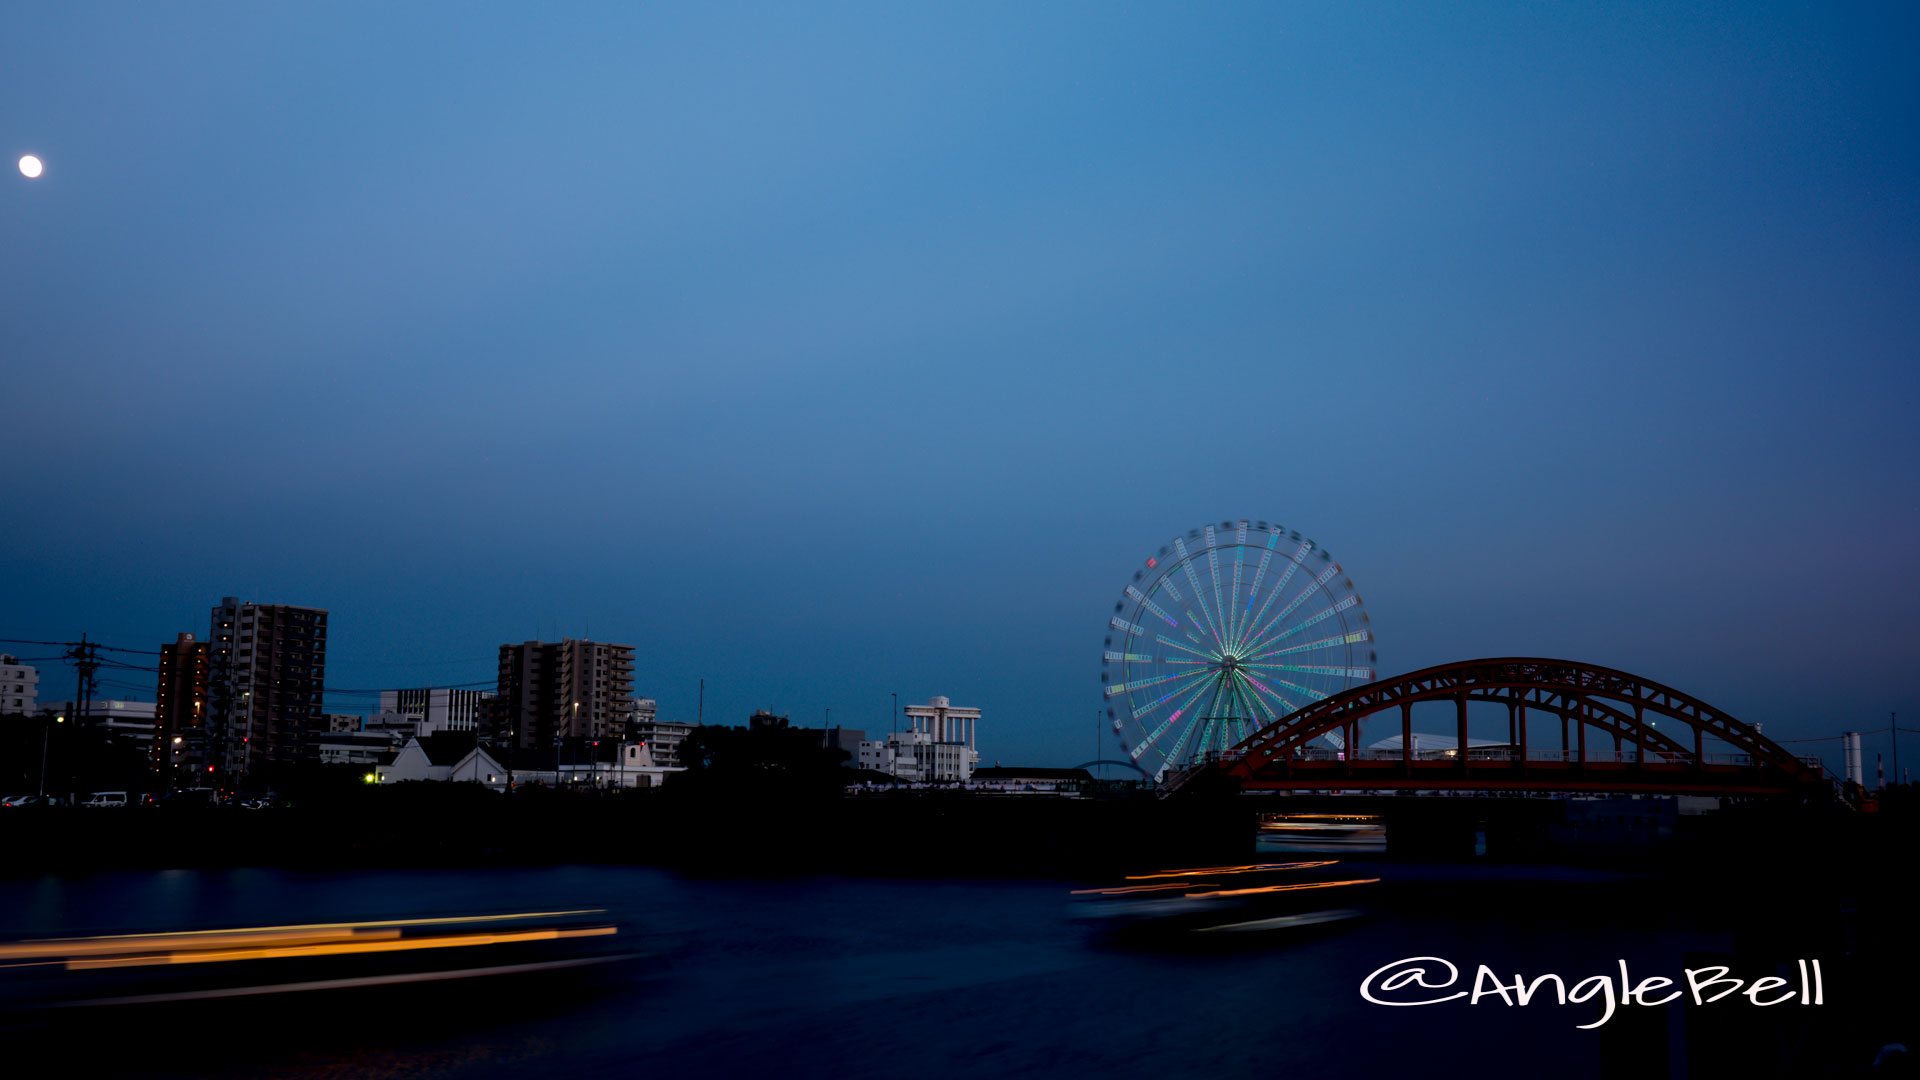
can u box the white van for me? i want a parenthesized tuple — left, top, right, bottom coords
(85, 791, 128, 808)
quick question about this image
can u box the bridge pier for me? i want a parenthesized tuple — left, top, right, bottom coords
(1400, 701, 1412, 776)
(1455, 694, 1468, 763)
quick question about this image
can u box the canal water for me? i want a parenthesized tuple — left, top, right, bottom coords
(0, 861, 1887, 1078)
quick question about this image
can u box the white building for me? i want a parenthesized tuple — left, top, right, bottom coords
(0, 655, 38, 715)
(374, 737, 679, 790)
(903, 696, 980, 752)
(315, 732, 395, 766)
(39, 699, 157, 749)
(628, 700, 692, 768)
(375, 734, 478, 782)
(378, 687, 494, 736)
(858, 696, 980, 782)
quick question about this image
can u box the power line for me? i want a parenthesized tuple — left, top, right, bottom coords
(0, 638, 160, 655)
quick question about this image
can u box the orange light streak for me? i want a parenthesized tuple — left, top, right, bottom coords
(1069, 882, 1205, 895)
(66, 925, 618, 970)
(1186, 877, 1380, 899)
(1125, 860, 1336, 880)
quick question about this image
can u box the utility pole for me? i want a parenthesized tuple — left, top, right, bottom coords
(67, 634, 99, 731)
(1893, 712, 1900, 790)
(697, 678, 704, 727)
(38, 712, 56, 798)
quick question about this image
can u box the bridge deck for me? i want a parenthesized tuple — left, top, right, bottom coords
(1227, 757, 1816, 796)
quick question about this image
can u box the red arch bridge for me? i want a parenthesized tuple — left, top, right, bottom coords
(1171, 658, 1829, 797)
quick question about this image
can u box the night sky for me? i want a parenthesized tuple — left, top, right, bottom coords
(3, 3, 1915, 771)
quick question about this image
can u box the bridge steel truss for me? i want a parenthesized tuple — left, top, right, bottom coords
(1211, 657, 1827, 796)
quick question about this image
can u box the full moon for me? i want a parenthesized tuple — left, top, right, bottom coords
(18, 155, 43, 179)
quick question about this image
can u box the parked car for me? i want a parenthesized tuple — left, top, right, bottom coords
(84, 791, 129, 808)
(0, 795, 32, 808)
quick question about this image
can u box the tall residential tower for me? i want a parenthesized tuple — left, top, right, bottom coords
(154, 632, 210, 781)
(207, 598, 328, 777)
(494, 639, 637, 750)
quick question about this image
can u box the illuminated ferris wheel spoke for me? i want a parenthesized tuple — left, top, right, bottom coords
(1234, 540, 1309, 651)
(1226, 542, 1247, 646)
(1248, 629, 1371, 663)
(1240, 561, 1342, 655)
(1252, 671, 1326, 706)
(1173, 539, 1227, 648)
(1126, 585, 1181, 628)
(1233, 673, 1285, 734)
(1255, 663, 1377, 679)
(1157, 635, 1218, 663)
(1241, 595, 1362, 656)
(1238, 537, 1277, 644)
(1204, 525, 1228, 644)
(1127, 666, 1218, 719)
(1227, 681, 1258, 750)
(1131, 680, 1214, 759)
(1240, 670, 1309, 715)
(1107, 667, 1213, 698)
(1183, 676, 1231, 761)
(1159, 685, 1218, 767)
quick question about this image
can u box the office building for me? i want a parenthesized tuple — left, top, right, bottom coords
(39, 699, 158, 751)
(494, 639, 637, 750)
(0, 655, 38, 715)
(207, 597, 329, 777)
(903, 696, 980, 752)
(377, 687, 495, 736)
(858, 696, 981, 782)
(153, 632, 210, 780)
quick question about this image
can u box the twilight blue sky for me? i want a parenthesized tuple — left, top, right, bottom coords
(3, 2, 1916, 771)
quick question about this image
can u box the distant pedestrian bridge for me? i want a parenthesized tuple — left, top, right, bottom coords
(1168, 658, 1828, 797)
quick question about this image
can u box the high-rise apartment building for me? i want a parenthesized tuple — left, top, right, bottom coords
(0, 655, 38, 715)
(207, 597, 328, 777)
(154, 632, 210, 780)
(494, 639, 636, 750)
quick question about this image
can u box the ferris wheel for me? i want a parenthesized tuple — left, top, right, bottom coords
(1102, 519, 1376, 781)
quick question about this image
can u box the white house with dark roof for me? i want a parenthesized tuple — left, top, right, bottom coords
(376, 733, 480, 783)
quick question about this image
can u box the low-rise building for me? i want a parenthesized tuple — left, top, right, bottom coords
(316, 732, 396, 766)
(628, 704, 692, 768)
(378, 687, 494, 736)
(969, 766, 1093, 795)
(374, 738, 679, 790)
(0, 655, 38, 715)
(377, 733, 482, 783)
(858, 729, 975, 783)
(40, 699, 157, 751)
